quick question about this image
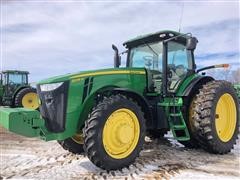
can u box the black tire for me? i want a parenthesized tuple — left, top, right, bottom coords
(58, 136, 84, 154)
(178, 139, 199, 149)
(14, 87, 39, 110)
(83, 94, 146, 170)
(146, 129, 168, 139)
(193, 80, 239, 154)
(178, 97, 200, 149)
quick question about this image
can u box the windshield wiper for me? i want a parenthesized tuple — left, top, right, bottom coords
(143, 42, 158, 56)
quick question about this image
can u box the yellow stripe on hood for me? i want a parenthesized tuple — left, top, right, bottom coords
(71, 70, 145, 79)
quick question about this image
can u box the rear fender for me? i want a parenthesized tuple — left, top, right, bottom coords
(181, 76, 214, 97)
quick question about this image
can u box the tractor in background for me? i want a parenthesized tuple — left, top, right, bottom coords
(0, 70, 39, 110)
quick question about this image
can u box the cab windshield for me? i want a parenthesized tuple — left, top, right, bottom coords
(128, 42, 163, 72)
(8, 73, 27, 85)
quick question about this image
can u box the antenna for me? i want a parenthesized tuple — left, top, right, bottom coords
(178, 3, 184, 32)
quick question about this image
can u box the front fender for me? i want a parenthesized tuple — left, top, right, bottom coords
(76, 73, 146, 130)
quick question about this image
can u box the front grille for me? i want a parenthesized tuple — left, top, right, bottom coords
(37, 81, 69, 133)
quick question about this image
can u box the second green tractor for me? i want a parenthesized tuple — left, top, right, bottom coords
(0, 70, 39, 110)
(0, 30, 239, 170)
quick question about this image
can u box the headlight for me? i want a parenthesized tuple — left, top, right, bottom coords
(40, 82, 63, 92)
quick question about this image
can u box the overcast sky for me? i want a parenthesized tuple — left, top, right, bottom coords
(1, 0, 239, 82)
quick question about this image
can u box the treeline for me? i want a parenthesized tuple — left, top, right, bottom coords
(206, 67, 240, 84)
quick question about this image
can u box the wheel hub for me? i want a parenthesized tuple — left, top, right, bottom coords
(117, 124, 134, 144)
(215, 93, 236, 142)
(103, 108, 140, 159)
(22, 92, 39, 110)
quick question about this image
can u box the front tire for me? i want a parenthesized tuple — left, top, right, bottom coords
(58, 132, 84, 154)
(83, 94, 146, 170)
(193, 80, 239, 154)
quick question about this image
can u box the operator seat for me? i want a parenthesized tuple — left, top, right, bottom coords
(168, 65, 186, 92)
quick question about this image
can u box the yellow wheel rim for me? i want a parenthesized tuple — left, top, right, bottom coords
(215, 93, 237, 142)
(189, 98, 196, 131)
(22, 92, 39, 110)
(103, 108, 140, 159)
(71, 132, 84, 144)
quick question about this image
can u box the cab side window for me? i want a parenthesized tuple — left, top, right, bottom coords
(129, 42, 163, 93)
(167, 41, 192, 92)
(2, 74, 6, 85)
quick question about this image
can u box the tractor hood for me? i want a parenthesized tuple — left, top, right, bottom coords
(37, 68, 146, 85)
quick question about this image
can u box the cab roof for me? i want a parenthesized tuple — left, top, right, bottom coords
(123, 30, 183, 48)
(1, 70, 29, 74)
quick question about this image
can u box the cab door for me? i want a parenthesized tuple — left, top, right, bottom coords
(128, 42, 163, 93)
(167, 41, 194, 93)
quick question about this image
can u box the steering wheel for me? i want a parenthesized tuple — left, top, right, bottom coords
(175, 65, 187, 77)
(8, 80, 14, 86)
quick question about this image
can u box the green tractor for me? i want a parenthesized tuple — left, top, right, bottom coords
(0, 30, 239, 170)
(0, 70, 39, 110)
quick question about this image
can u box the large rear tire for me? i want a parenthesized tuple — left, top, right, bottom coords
(83, 94, 146, 170)
(14, 87, 39, 110)
(193, 80, 239, 154)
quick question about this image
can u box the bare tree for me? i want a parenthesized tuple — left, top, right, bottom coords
(205, 67, 240, 84)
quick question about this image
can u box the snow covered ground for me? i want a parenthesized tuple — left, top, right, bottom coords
(0, 127, 239, 179)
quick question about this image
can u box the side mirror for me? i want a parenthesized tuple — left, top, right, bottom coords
(186, 37, 198, 50)
(112, 44, 121, 68)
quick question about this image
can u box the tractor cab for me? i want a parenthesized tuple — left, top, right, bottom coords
(0, 70, 29, 97)
(115, 30, 198, 95)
